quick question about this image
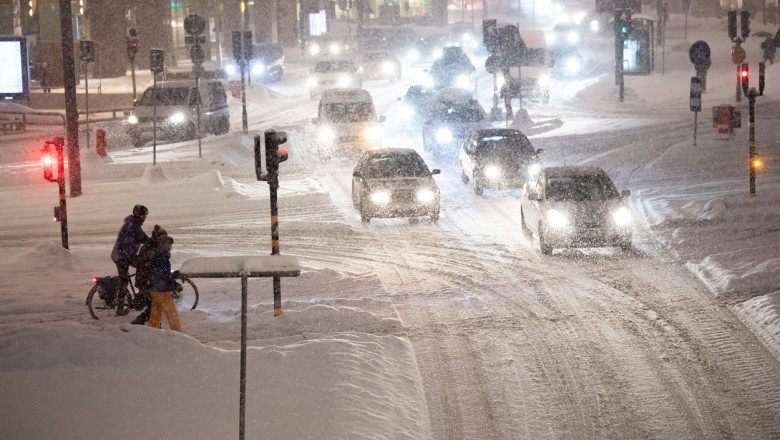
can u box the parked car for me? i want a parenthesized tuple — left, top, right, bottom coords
(422, 88, 488, 156)
(312, 88, 385, 155)
(125, 80, 230, 147)
(426, 46, 477, 92)
(352, 148, 441, 223)
(398, 85, 438, 123)
(307, 57, 362, 99)
(520, 166, 633, 254)
(359, 52, 402, 81)
(460, 128, 544, 196)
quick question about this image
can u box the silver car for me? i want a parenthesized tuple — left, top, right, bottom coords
(352, 148, 441, 223)
(520, 166, 633, 254)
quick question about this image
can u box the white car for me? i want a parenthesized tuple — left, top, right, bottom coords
(312, 88, 385, 155)
(307, 58, 362, 100)
(520, 166, 633, 254)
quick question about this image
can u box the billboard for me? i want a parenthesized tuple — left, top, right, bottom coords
(0, 36, 30, 100)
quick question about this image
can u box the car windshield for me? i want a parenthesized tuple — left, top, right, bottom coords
(254, 45, 281, 60)
(546, 174, 619, 201)
(477, 135, 534, 161)
(363, 53, 390, 62)
(315, 61, 353, 73)
(364, 154, 430, 179)
(138, 87, 189, 106)
(326, 102, 375, 123)
(435, 105, 484, 123)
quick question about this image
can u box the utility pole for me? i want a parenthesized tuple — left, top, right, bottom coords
(59, 0, 81, 197)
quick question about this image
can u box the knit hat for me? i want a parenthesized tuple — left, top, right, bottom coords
(152, 225, 168, 240)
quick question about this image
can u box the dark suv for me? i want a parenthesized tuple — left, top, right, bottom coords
(250, 43, 284, 83)
(459, 128, 544, 196)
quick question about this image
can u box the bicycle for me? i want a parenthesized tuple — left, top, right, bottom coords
(87, 272, 199, 320)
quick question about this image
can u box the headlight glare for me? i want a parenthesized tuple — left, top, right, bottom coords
(483, 165, 501, 179)
(251, 64, 266, 75)
(547, 209, 568, 229)
(456, 74, 471, 89)
(538, 74, 550, 87)
(168, 112, 186, 124)
(337, 74, 352, 87)
(435, 128, 453, 143)
(225, 64, 237, 76)
(127, 115, 139, 124)
(307, 77, 318, 87)
(318, 126, 336, 142)
(417, 189, 436, 203)
(370, 191, 390, 204)
(364, 125, 382, 142)
(612, 206, 633, 226)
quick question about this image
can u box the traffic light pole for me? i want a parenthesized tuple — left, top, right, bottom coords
(45, 137, 69, 249)
(748, 88, 757, 197)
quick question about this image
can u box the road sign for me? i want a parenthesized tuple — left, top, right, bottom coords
(690, 77, 702, 112)
(184, 14, 206, 36)
(689, 40, 710, 66)
(190, 44, 205, 65)
(732, 45, 746, 64)
(485, 55, 502, 74)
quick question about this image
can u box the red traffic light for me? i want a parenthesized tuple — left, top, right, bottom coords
(42, 151, 54, 182)
(741, 68, 749, 78)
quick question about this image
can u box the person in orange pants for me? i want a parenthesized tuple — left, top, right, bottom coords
(147, 235, 183, 333)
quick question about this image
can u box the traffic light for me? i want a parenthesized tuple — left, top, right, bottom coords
(42, 145, 54, 182)
(759, 62, 765, 95)
(482, 19, 498, 53)
(614, 10, 632, 38)
(728, 10, 737, 40)
(741, 10, 751, 40)
(740, 63, 749, 96)
(264, 129, 288, 176)
(80, 40, 95, 63)
(150, 49, 165, 74)
(126, 35, 139, 62)
(243, 31, 253, 61)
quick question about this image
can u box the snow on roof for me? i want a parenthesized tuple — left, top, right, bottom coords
(179, 255, 300, 278)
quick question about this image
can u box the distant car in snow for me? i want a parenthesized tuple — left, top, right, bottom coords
(352, 148, 441, 223)
(459, 128, 544, 196)
(398, 85, 438, 124)
(422, 88, 489, 157)
(520, 166, 633, 254)
(307, 57, 362, 100)
(359, 52, 402, 81)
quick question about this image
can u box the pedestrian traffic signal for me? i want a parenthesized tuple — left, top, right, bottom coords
(741, 10, 751, 40)
(126, 36, 139, 62)
(614, 9, 632, 38)
(740, 63, 749, 96)
(42, 145, 55, 182)
(482, 19, 498, 53)
(728, 10, 737, 40)
(264, 129, 288, 176)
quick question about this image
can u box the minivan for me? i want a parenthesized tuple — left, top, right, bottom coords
(125, 80, 230, 147)
(312, 88, 385, 155)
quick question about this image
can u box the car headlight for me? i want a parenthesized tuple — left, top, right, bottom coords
(612, 206, 633, 227)
(337, 74, 353, 87)
(364, 125, 382, 142)
(435, 128, 453, 143)
(224, 64, 237, 76)
(546, 33, 557, 45)
(538, 74, 550, 87)
(329, 42, 341, 55)
(382, 61, 395, 74)
(590, 20, 600, 33)
(168, 112, 186, 124)
(567, 31, 580, 44)
(401, 104, 415, 120)
(407, 49, 420, 62)
(483, 165, 501, 179)
(456, 74, 472, 89)
(432, 49, 443, 60)
(527, 163, 542, 178)
(127, 115, 139, 124)
(370, 190, 391, 204)
(251, 64, 266, 76)
(417, 188, 436, 203)
(309, 43, 321, 56)
(546, 209, 568, 229)
(307, 77, 319, 88)
(318, 126, 336, 142)
(564, 58, 581, 75)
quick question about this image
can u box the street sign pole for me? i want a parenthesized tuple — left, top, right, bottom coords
(690, 77, 702, 146)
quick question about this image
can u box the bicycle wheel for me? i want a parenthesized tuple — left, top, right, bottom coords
(86, 283, 109, 320)
(172, 277, 199, 311)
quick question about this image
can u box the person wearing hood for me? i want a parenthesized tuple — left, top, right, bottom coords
(110, 205, 150, 315)
(148, 235, 184, 333)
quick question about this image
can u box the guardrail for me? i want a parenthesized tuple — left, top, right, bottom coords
(79, 107, 134, 123)
(0, 110, 66, 132)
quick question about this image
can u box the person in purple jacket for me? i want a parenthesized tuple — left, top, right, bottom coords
(148, 235, 183, 332)
(111, 205, 149, 314)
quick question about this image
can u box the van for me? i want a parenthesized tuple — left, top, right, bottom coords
(125, 79, 230, 147)
(312, 88, 385, 154)
(503, 29, 550, 103)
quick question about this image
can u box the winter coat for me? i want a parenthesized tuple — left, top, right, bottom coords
(134, 239, 157, 291)
(111, 215, 149, 263)
(150, 248, 177, 292)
